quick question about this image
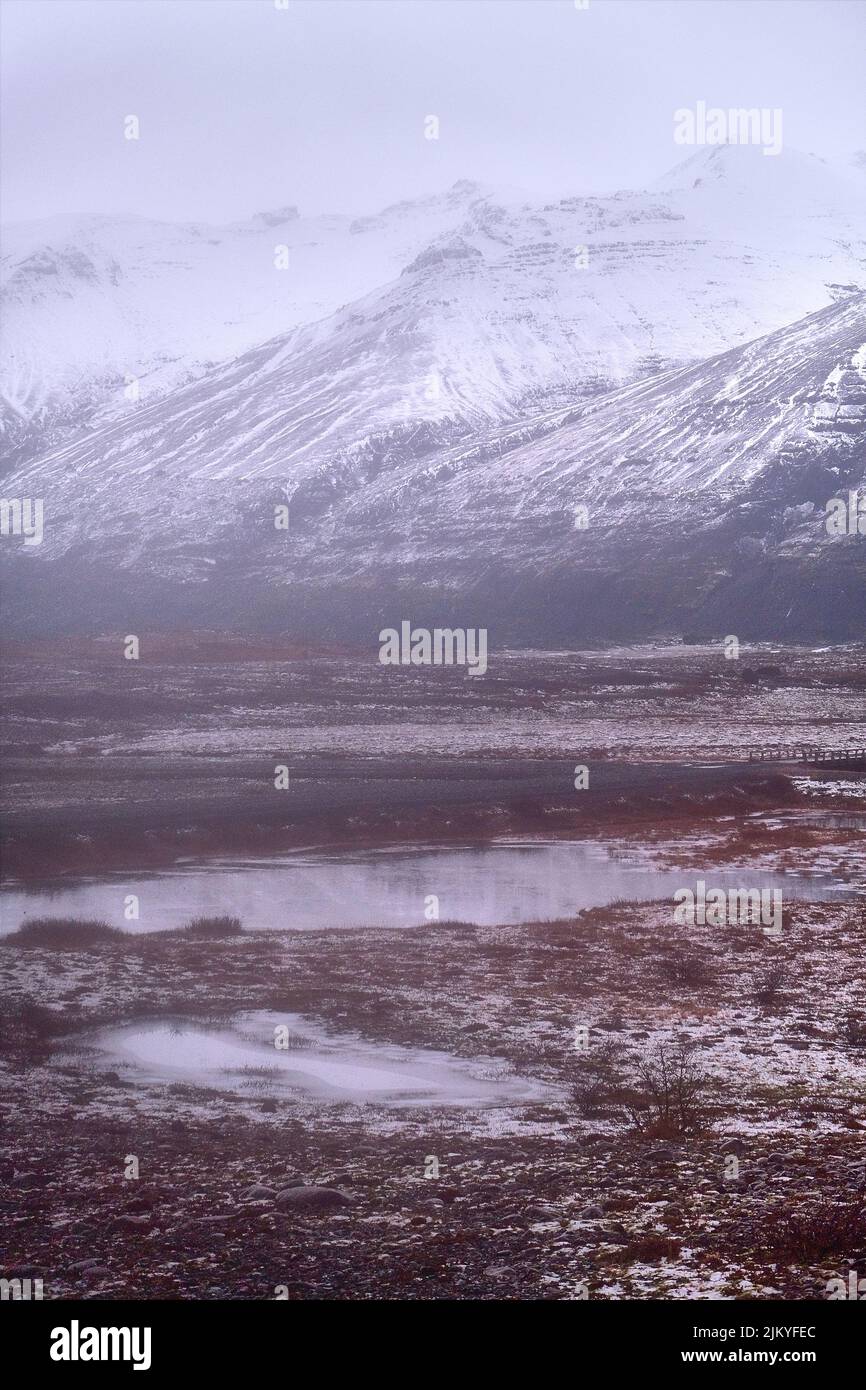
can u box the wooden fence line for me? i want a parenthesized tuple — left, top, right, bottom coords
(747, 746, 866, 766)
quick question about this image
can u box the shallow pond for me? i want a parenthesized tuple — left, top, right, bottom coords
(0, 837, 852, 936)
(62, 1011, 552, 1108)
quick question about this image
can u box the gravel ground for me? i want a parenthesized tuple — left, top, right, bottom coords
(2, 889, 864, 1301)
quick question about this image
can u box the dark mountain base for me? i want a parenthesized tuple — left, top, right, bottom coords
(3, 546, 864, 643)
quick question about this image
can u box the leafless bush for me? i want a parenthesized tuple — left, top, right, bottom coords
(626, 1041, 714, 1136)
(569, 1039, 630, 1117)
(753, 962, 787, 1009)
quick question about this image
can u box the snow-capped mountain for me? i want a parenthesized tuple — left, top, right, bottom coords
(0, 179, 496, 460)
(4, 146, 864, 474)
(5, 293, 864, 642)
(2, 147, 864, 641)
(243, 292, 866, 641)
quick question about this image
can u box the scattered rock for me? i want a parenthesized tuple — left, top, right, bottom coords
(275, 1185, 352, 1213)
(240, 1183, 276, 1202)
(527, 1204, 560, 1221)
(123, 1189, 159, 1213)
(598, 1228, 631, 1245)
(719, 1138, 748, 1157)
(107, 1214, 153, 1235)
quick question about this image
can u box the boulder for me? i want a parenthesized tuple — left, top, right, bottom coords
(275, 1185, 352, 1213)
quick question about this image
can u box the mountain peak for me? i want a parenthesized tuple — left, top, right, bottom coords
(251, 205, 300, 227)
(653, 143, 865, 217)
(448, 178, 483, 196)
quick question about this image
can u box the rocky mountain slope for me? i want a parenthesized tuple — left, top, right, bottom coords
(4, 294, 864, 641)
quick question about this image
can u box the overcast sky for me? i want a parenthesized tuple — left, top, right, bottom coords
(2, 0, 864, 225)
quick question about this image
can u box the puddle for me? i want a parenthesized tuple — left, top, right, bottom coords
(0, 837, 854, 936)
(61, 1012, 552, 1108)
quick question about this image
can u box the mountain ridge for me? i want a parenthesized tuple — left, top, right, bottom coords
(4, 295, 864, 642)
(4, 146, 864, 469)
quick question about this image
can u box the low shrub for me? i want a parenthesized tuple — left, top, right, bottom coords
(659, 949, 717, 989)
(5, 917, 123, 948)
(183, 915, 244, 938)
(570, 1039, 631, 1117)
(0, 995, 62, 1065)
(839, 1010, 866, 1048)
(760, 1191, 866, 1262)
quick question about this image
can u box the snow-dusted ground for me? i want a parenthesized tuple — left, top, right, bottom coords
(2, 887, 863, 1300)
(17, 652, 864, 764)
